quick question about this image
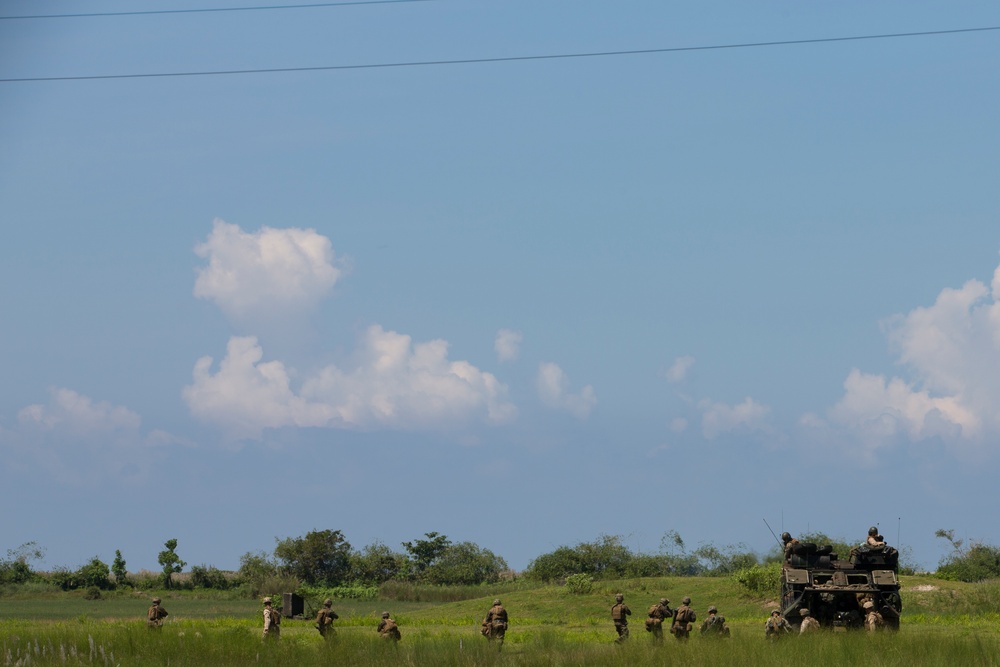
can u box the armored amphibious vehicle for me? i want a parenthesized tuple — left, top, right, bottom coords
(780, 539, 901, 631)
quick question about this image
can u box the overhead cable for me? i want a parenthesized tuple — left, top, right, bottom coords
(2, 25, 998, 83)
(0, 0, 434, 20)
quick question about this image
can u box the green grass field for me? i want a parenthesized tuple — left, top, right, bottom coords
(3, 576, 999, 666)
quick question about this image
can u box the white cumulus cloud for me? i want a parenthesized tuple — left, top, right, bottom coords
(183, 326, 517, 439)
(19, 387, 141, 436)
(666, 355, 695, 383)
(495, 329, 523, 363)
(699, 396, 771, 439)
(536, 362, 597, 419)
(6, 388, 187, 485)
(193, 219, 343, 319)
(824, 265, 1000, 449)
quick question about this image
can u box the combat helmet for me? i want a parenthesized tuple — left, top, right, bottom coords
(382, 611, 390, 618)
(615, 593, 624, 602)
(708, 606, 717, 614)
(659, 598, 669, 605)
(682, 596, 691, 605)
(868, 526, 879, 536)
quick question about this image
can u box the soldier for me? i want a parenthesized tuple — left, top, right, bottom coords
(867, 526, 886, 547)
(645, 597, 672, 644)
(671, 596, 696, 640)
(799, 608, 821, 634)
(482, 599, 508, 650)
(611, 593, 631, 643)
(146, 596, 168, 629)
(377, 611, 402, 641)
(700, 605, 730, 638)
(863, 600, 884, 632)
(782, 532, 800, 559)
(315, 598, 339, 639)
(262, 597, 280, 640)
(765, 609, 792, 639)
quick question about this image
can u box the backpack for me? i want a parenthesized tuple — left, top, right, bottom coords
(269, 609, 281, 626)
(147, 605, 159, 621)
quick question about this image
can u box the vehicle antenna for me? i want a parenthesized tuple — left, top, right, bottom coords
(763, 518, 782, 549)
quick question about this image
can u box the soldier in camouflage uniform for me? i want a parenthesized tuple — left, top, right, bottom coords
(482, 599, 508, 650)
(645, 597, 672, 644)
(146, 597, 168, 629)
(377, 611, 402, 641)
(262, 597, 281, 640)
(863, 600, 884, 632)
(315, 598, 339, 639)
(867, 526, 886, 547)
(671, 596, 696, 640)
(765, 609, 792, 639)
(700, 605, 730, 638)
(611, 593, 631, 643)
(782, 532, 800, 560)
(799, 608, 821, 634)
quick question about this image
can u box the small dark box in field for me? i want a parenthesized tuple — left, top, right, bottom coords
(283, 593, 304, 618)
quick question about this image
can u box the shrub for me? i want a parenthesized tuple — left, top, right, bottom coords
(76, 557, 112, 590)
(732, 562, 782, 598)
(564, 573, 593, 594)
(191, 564, 232, 590)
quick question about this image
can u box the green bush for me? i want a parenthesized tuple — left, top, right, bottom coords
(77, 557, 112, 590)
(191, 564, 232, 590)
(937, 543, 1000, 582)
(564, 573, 593, 594)
(732, 562, 782, 598)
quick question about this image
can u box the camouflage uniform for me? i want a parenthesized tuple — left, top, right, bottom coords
(671, 596, 696, 640)
(863, 601, 884, 632)
(798, 608, 821, 634)
(315, 599, 339, 638)
(866, 526, 886, 547)
(646, 598, 672, 644)
(146, 597, 168, 629)
(377, 611, 401, 641)
(700, 606, 730, 638)
(765, 610, 792, 639)
(482, 600, 508, 650)
(611, 594, 631, 643)
(262, 598, 280, 640)
(782, 532, 800, 560)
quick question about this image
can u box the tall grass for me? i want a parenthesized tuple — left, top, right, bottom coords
(2, 620, 998, 667)
(4, 576, 1000, 666)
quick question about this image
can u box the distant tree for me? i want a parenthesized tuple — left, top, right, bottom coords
(77, 556, 112, 590)
(275, 529, 352, 586)
(935, 528, 1000, 582)
(190, 564, 230, 589)
(402, 532, 451, 577)
(656, 531, 703, 575)
(693, 543, 758, 575)
(0, 542, 44, 585)
(350, 542, 406, 585)
(424, 542, 508, 585)
(525, 535, 634, 581)
(112, 550, 129, 588)
(238, 550, 288, 597)
(157, 539, 186, 589)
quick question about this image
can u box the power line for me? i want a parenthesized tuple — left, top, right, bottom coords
(0, 0, 434, 20)
(2, 25, 998, 83)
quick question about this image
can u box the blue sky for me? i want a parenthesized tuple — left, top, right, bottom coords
(2, 0, 999, 575)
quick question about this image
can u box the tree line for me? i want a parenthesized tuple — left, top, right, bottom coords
(1, 528, 997, 598)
